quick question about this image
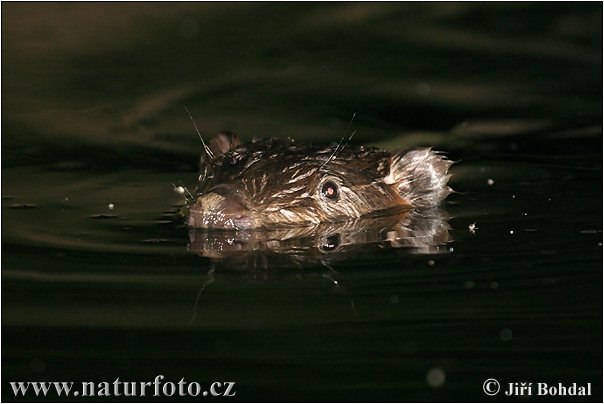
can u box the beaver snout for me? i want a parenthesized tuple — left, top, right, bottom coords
(187, 188, 256, 229)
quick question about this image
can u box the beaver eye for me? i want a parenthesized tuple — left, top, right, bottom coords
(321, 181, 339, 201)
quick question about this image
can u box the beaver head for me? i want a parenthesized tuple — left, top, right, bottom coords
(187, 132, 452, 230)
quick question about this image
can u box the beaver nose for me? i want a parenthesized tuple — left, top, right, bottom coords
(187, 190, 255, 229)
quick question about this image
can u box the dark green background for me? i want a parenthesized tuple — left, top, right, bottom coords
(2, 3, 602, 402)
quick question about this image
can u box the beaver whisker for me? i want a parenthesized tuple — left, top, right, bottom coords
(330, 112, 358, 161)
(334, 129, 357, 160)
(185, 106, 215, 160)
(319, 137, 346, 170)
(320, 128, 357, 171)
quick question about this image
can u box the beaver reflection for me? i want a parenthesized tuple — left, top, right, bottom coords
(188, 208, 451, 270)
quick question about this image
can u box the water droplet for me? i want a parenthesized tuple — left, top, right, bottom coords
(427, 368, 446, 388)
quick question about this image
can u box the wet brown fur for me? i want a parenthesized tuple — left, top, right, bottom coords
(189, 133, 452, 229)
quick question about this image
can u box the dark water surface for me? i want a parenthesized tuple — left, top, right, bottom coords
(2, 3, 602, 402)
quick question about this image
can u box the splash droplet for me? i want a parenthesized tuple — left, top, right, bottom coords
(427, 368, 446, 388)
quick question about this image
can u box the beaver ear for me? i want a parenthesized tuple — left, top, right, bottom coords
(383, 148, 453, 208)
(209, 131, 241, 157)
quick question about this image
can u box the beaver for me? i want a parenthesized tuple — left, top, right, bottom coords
(187, 131, 452, 230)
